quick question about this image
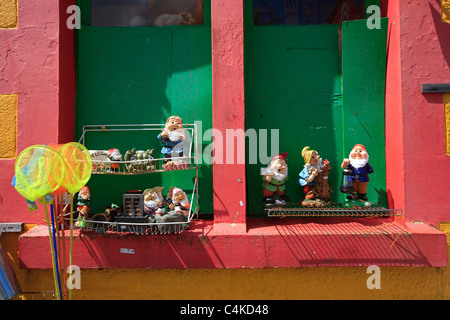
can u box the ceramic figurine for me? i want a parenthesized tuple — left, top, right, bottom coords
(171, 187, 190, 216)
(155, 187, 187, 233)
(143, 149, 156, 172)
(165, 187, 175, 211)
(314, 159, 332, 203)
(341, 144, 374, 202)
(298, 147, 328, 208)
(157, 116, 186, 164)
(108, 148, 122, 172)
(124, 148, 137, 172)
(143, 186, 165, 220)
(261, 152, 290, 206)
(124, 148, 155, 173)
(75, 186, 91, 227)
(104, 203, 121, 222)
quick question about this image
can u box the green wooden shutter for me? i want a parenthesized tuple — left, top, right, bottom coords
(341, 17, 388, 206)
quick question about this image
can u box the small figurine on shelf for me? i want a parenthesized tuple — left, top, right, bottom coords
(172, 187, 190, 216)
(75, 186, 91, 227)
(108, 148, 122, 172)
(165, 187, 175, 211)
(104, 203, 121, 222)
(261, 152, 290, 207)
(314, 159, 332, 203)
(124, 148, 137, 172)
(155, 187, 188, 233)
(143, 186, 165, 221)
(298, 147, 328, 208)
(341, 144, 374, 203)
(157, 116, 186, 167)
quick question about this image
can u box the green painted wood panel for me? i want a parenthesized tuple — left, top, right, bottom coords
(75, 25, 212, 214)
(245, 25, 344, 215)
(342, 18, 388, 206)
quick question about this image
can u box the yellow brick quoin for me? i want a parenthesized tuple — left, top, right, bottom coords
(446, 94, 450, 155)
(443, 0, 450, 23)
(0, 94, 17, 158)
(0, 0, 18, 28)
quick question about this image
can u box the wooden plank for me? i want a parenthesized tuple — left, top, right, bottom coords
(421, 83, 450, 93)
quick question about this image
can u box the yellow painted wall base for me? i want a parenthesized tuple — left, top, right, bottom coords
(0, 94, 18, 158)
(445, 94, 450, 155)
(0, 0, 18, 28)
(443, 0, 450, 23)
(1, 223, 449, 300)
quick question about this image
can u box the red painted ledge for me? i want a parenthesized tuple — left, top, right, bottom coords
(18, 217, 447, 269)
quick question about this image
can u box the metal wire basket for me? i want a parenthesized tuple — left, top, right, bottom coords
(265, 202, 403, 218)
(64, 177, 199, 235)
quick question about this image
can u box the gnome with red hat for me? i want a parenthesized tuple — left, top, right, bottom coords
(341, 144, 374, 201)
(261, 152, 290, 206)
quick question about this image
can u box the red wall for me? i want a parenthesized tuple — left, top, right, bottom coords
(0, 1, 75, 223)
(398, 0, 450, 226)
(2, 0, 450, 228)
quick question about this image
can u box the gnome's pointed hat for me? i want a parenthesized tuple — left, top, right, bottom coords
(352, 144, 366, 151)
(271, 152, 288, 162)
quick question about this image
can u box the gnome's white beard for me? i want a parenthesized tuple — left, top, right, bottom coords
(168, 129, 185, 142)
(145, 199, 157, 209)
(304, 158, 324, 173)
(271, 166, 288, 181)
(174, 194, 190, 208)
(350, 156, 369, 169)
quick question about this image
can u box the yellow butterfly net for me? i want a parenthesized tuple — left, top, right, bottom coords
(48, 142, 92, 195)
(14, 145, 66, 202)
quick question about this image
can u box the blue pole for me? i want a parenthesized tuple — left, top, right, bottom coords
(50, 204, 63, 300)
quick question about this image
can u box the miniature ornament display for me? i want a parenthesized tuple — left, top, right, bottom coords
(261, 152, 290, 207)
(298, 147, 328, 208)
(340, 144, 374, 207)
(123, 148, 155, 173)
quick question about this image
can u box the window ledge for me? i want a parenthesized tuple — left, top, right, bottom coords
(18, 217, 447, 269)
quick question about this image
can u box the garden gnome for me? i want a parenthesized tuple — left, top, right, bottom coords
(75, 186, 91, 227)
(261, 152, 290, 206)
(299, 147, 325, 196)
(157, 116, 186, 163)
(171, 187, 190, 216)
(76, 186, 91, 214)
(299, 147, 328, 207)
(143, 186, 165, 217)
(341, 144, 374, 201)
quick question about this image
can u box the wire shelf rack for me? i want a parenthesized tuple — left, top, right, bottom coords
(79, 123, 198, 176)
(265, 202, 403, 218)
